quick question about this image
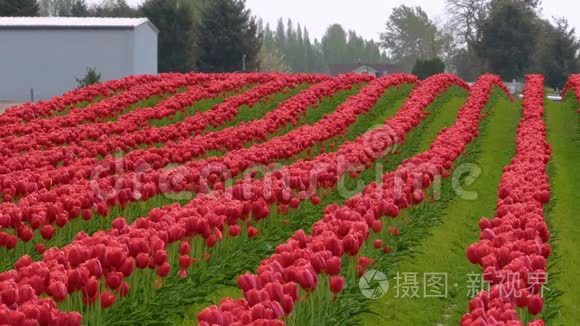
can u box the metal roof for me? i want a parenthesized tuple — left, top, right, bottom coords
(0, 17, 158, 33)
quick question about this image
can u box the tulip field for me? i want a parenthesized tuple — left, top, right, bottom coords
(1, 72, 579, 326)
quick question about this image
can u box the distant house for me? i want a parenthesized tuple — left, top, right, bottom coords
(328, 63, 404, 77)
(0, 17, 158, 101)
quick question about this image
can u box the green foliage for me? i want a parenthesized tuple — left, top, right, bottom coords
(542, 97, 580, 325)
(381, 5, 444, 71)
(141, 0, 197, 72)
(452, 48, 485, 81)
(412, 57, 446, 79)
(89, 0, 137, 17)
(257, 46, 291, 73)
(76, 67, 101, 88)
(70, 0, 87, 16)
(0, 0, 39, 16)
(40, 0, 137, 17)
(321, 24, 348, 65)
(260, 20, 386, 73)
(474, 0, 538, 80)
(196, 0, 261, 72)
(538, 18, 580, 90)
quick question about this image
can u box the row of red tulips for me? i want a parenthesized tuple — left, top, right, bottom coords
(3, 74, 290, 171)
(0, 73, 273, 169)
(462, 76, 550, 326)
(196, 74, 507, 325)
(0, 73, 430, 325)
(561, 74, 579, 97)
(0, 74, 314, 190)
(561, 74, 580, 112)
(0, 74, 166, 127)
(0, 73, 211, 153)
(0, 74, 367, 247)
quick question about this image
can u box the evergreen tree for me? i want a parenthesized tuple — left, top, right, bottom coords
(540, 18, 579, 89)
(261, 23, 276, 50)
(295, 24, 305, 72)
(303, 28, 318, 72)
(70, 0, 88, 16)
(475, 0, 538, 80)
(321, 24, 348, 65)
(285, 19, 298, 70)
(141, 0, 196, 72)
(90, 0, 137, 17)
(76, 67, 101, 87)
(0, 0, 39, 16)
(412, 57, 445, 79)
(196, 0, 261, 72)
(275, 18, 286, 53)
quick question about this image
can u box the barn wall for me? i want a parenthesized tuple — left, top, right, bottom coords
(133, 24, 158, 75)
(0, 29, 134, 101)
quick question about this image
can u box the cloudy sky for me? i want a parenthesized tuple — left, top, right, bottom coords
(114, 0, 579, 41)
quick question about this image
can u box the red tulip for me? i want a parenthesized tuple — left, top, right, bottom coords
(329, 276, 345, 294)
(528, 295, 543, 315)
(247, 226, 258, 238)
(156, 262, 171, 278)
(105, 272, 123, 290)
(100, 291, 116, 309)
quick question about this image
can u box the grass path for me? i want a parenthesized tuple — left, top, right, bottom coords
(360, 94, 520, 325)
(544, 97, 580, 325)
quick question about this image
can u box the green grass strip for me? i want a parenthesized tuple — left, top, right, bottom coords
(52, 95, 106, 117)
(543, 95, 580, 325)
(147, 86, 254, 128)
(208, 83, 314, 132)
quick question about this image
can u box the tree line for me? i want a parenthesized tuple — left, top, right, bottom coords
(259, 20, 386, 73)
(381, 0, 579, 89)
(1, 0, 578, 88)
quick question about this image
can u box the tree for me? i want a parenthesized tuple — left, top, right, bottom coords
(76, 67, 101, 87)
(0, 0, 39, 16)
(475, 0, 538, 80)
(451, 48, 484, 81)
(90, 0, 137, 17)
(412, 57, 446, 79)
(321, 24, 348, 65)
(70, 0, 88, 16)
(258, 46, 290, 73)
(446, 0, 489, 47)
(275, 18, 287, 53)
(539, 18, 580, 89)
(141, 0, 196, 72)
(196, 0, 261, 72)
(380, 5, 443, 71)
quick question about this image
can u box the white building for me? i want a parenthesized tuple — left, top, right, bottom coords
(0, 17, 158, 101)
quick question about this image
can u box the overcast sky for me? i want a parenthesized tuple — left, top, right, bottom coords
(115, 0, 580, 41)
